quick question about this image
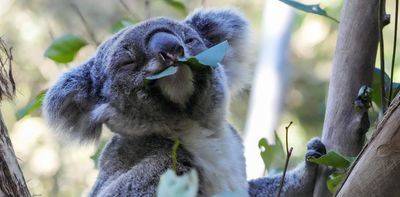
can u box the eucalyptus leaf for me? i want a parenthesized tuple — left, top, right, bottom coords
(90, 139, 107, 167)
(307, 151, 352, 169)
(194, 40, 229, 68)
(16, 90, 46, 120)
(279, 0, 339, 23)
(146, 66, 178, 80)
(44, 34, 87, 63)
(372, 68, 391, 107)
(157, 169, 198, 197)
(327, 173, 346, 193)
(146, 40, 229, 81)
(163, 0, 188, 16)
(258, 135, 285, 174)
(180, 40, 229, 69)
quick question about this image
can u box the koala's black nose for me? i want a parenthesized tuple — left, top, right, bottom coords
(149, 32, 184, 62)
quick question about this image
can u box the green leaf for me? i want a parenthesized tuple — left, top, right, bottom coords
(157, 169, 198, 197)
(327, 172, 346, 193)
(371, 68, 400, 108)
(111, 18, 136, 33)
(372, 68, 391, 107)
(179, 40, 229, 69)
(194, 40, 229, 68)
(163, 0, 188, 16)
(279, 0, 339, 23)
(44, 34, 87, 63)
(146, 41, 229, 81)
(307, 151, 352, 169)
(16, 90, 47, 120)
(258, 135, 285, 174)
(90, 139, 107, 167)
(145, 66, 178, 80)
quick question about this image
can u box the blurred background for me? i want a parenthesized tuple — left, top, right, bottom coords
(2, 0, 394, 196)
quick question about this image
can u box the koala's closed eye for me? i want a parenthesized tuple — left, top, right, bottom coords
(184, 37, 198, 45)
(113, 49, 137, 68)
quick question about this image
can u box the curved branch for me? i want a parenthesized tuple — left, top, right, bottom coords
(336, 93, 400, 196)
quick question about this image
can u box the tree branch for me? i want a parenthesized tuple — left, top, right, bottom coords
(0, 37, 30, 197)
(335, 93, 400, 196)
(313, 0, 379, 196)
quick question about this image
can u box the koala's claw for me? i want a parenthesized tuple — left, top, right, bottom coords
(307, 137, 326, 154)
(305, 138, 326, 163)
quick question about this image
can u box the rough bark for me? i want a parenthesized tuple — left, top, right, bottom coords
(0, 38, 30, 197)
(335, 94, 400, 196)
(0, 113, 31, 197)
(313, 0, 379, 196)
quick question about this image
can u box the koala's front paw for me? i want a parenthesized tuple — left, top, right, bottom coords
(305, 137, 326, 165)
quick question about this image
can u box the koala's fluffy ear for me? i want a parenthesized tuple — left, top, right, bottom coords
(185, 8, 251, 95)
(43, 58, 102, 143)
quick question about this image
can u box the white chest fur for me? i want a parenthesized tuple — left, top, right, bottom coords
(178, 123, 249, 196)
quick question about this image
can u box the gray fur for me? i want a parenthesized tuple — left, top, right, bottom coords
(43, 8, 325, 197)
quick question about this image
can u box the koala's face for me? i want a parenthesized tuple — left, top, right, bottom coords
(92, 17, 228, 135)
(103, 18, 209, 103)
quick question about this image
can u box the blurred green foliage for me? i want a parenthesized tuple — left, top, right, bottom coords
(44, 34, 87, 63)
(258, 136, 285, 175)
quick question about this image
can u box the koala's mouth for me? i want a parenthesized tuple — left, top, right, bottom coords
(145, 61, 195, 106)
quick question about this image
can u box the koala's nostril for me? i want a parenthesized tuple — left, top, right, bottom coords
(149, 32, 184, 62)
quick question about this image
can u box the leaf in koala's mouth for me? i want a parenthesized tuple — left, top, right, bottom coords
(145, 40, 229, 81)
(145, 66, 178, 80)
(178, 40, 229, 69)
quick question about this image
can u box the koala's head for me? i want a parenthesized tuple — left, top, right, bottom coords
(43, 9, 250, 142)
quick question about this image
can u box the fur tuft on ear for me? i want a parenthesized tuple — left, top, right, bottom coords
(43, 58, 102, 143)
(185, 8, 251, 96)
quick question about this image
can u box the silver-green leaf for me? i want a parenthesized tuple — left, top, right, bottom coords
(179, 40, 229, 69)
(146, 66, 178, 80)
(279, 0, 339, 23)
(157, 169, 198, 197)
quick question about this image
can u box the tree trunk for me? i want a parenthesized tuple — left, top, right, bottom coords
(313, 0, 379, 196)
(0, 113, 31, 197)
(335, 93, 400, 196)
(0, 38, 31, 196)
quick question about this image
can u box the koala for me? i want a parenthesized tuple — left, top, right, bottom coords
(43, 8, 326, 197)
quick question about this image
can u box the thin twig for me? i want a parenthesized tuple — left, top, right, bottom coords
(171, 139, 180, 171)
(378, 0, 388, 112)
(201, 0, 206, 7)
(284, 121, 292, 154)
(118, 0, 140, 19)
(45, 18, 55, 41)
(70, 3, 100, 46)
(276, 122, 293, 197)
(119, 0, 133, 15)
(145, 0, 151, 19)
(389, 0, 399, 103)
